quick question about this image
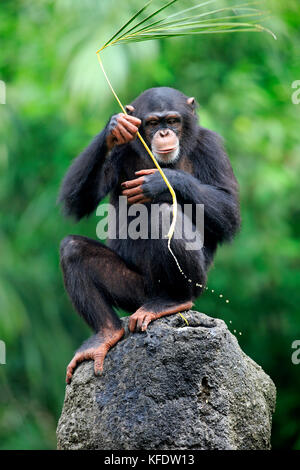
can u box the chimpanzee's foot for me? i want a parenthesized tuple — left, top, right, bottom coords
(128, 299, 193, 333)
(66, 327, 125, 383)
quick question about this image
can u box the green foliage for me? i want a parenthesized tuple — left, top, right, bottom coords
(0, 0, 299, 449)
(100, 0, 276, 50)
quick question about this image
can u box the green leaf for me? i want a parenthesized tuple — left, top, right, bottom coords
(99, 0, 153, 51)
(98, 0, 277, 51)
(117, 0, 179, 42)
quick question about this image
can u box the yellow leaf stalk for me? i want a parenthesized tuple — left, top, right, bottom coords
(96, 50, 178, 245)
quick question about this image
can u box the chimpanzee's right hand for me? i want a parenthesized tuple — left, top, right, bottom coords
(106, 111, 141, 151)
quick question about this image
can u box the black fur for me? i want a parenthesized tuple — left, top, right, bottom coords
(58, 87, 240, 333)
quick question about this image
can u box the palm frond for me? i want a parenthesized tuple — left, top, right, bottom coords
(133, 2, 264, 32)
(98, 0, 276, 51)
(100, 0, 153, 50)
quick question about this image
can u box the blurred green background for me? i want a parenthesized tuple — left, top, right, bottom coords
(0, 0, 299, 449)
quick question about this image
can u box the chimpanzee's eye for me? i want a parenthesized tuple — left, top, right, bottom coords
(148, 120, 159, 126)
(167, 118, 178, 125)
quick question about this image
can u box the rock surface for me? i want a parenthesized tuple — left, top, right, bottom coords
(56, 311, 276, 450)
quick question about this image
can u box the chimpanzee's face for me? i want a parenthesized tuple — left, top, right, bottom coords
(129, 87, 198, 164)
(144, 111, 183, 164)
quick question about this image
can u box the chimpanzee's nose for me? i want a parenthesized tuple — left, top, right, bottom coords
(159, 129, 170, 138)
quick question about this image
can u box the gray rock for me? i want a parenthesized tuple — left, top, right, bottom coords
(56, 311, 276, 450)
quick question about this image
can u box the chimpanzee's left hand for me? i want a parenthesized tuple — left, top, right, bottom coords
(122, 169, 169, 204)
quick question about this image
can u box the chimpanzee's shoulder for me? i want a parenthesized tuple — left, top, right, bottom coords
(197, 126, 224, 145)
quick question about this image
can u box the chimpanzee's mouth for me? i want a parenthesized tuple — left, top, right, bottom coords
(155, 147, 177, 154)
(152, 146, 180, 164)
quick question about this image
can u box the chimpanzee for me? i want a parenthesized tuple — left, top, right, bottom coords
(59, 87, 240, 383)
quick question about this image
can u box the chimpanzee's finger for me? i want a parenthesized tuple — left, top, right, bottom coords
(118, 116, 140, 135)
(125, 105, 135, 114)
(65, 352, 84, 384)
(111, 127, 125, 144)
(137, 313, 147, 331)
(121, 176, 144, 189)
(141, 314, 153, 332)
(127, 195, 151, 204)
(93, 351, 105, 376)
(122, 185, 143, 197)
(127, 194, 145, 203)
(128, 314, 138, 332)
(117, 123, 134, 142)
(135, 169, 158, 176)
(123, 114, 141, 127)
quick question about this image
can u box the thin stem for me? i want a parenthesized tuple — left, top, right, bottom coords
(96, 51, 178, 241)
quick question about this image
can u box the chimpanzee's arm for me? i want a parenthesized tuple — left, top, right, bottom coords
(142, 129, 240, 243)
(58, 127, 122, 220)
(59, 112, 141, 220)
(145, 170, 239, 243)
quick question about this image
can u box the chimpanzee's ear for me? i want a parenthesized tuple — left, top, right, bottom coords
(187, 97, 196, 113)
(125, 105, 135, 115)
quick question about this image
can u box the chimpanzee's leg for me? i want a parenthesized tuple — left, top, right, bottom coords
(60, 235, 146, 382)
(128, 204, 207, 332)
